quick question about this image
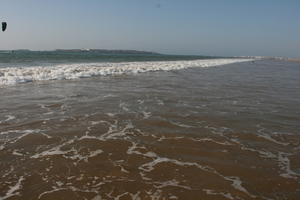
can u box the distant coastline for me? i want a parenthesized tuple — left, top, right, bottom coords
(0, 49, 298, 61)
(0, 49, 161, 55)
(56, 49, 160, 55)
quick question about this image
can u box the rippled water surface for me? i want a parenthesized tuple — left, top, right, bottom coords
(0, 59, 300, 200)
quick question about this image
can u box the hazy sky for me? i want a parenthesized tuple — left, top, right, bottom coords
(1, 0, 300, 57)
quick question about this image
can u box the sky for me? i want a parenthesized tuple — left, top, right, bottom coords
(1, 0, 300, 57)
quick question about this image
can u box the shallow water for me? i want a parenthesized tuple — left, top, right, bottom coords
(0, 59, 300, 200)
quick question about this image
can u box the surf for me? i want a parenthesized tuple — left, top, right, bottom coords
(0, 58, 253, 86)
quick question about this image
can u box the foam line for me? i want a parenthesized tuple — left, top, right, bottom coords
(0, 59, 253, 86)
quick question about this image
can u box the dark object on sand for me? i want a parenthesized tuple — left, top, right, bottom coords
(2, 22, 7, 31)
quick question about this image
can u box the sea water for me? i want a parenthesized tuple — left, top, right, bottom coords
(0, 51, 299, 199)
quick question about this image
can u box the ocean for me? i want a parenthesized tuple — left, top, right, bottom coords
(0, 51, 299, 200)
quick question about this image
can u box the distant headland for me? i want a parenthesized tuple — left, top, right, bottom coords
(0, 49, 161, 55)
(55, 49, 160, 55)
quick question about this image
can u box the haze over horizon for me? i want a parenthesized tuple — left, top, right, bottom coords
(1, 0, 300, 58)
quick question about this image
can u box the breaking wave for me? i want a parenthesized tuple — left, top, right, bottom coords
(0, 59, 253, 86)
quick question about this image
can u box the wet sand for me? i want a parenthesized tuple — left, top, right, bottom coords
(1, 60, 300, 199)
(287, 58, 300, 62)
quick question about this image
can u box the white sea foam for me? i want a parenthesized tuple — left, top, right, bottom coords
(154, 179, 191, 190)
(278, 152, 299, 179)
(0, 115, 16, 123)
(0, 129, 41, 136)
(203, 189, 234, 200)
(1, 176, 24, 200)
(142, 111, 151, 119)
(127, 141, 258, 198)
(0, 59, 253, 86)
